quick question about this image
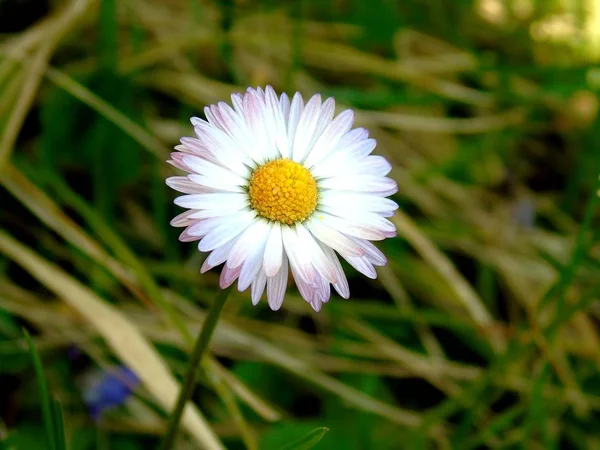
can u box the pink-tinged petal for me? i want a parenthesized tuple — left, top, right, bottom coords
(345, 255, 377, 279)
(267, 255, 288, 310)
(292, 94, 321, 162)
(204, 106, 223, 132)
(182, 154, 247, 181)
(179, 138, 221, 164)
(350, 237, 387, 266)
(320, 244, 350, 299)
(198, 210, 256, 252)
(166, 176, 217, 194)
(319, 213, 386, 241)
(305, 217, 365, 257)
(170, 210, 198, 227)
(231, 93, 244, 115)
(310, 298, 323, 312)
(291, 265, 314, 304)
(192, 123, 252, 176)
(220, 265, 241, 288)
(228, 220, 272, 269)
(318, 208, 396, 235)
(304, 109, 354, 168)
(179, 227, 201, 242)
(263, 222, 283, 277)
(313, 273, 331, 304)
(212, 101, 259, 162)
(201, 238, 237, 273)
(167, 152, 193, 172)
(251, 268, 267, 305)
(281, 225, 315, 285)
(296, 222, 338, 284)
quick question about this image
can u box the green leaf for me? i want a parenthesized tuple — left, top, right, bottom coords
(279, 427, 329, 450)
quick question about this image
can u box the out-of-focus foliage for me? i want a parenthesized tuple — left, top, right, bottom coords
(1, 0, 600, 449)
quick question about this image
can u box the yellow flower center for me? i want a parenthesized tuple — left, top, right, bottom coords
(248, 159, 318, 225)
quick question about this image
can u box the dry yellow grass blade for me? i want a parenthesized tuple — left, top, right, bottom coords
(0, 0, 96, 171)
(391, 210, 506, 352)
(0, 231, 224, 450)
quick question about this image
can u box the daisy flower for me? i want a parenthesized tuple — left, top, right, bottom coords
(167, 86, 398, 311)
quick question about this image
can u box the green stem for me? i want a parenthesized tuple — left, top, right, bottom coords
(159, 288, 232, 450)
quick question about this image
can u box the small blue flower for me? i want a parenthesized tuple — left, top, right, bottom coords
(81, 366, 140, 421)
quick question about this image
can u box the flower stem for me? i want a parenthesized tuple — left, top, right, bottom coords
(159, 288, 231, 450)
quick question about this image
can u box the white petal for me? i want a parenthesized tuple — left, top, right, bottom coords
(318, 175, 397, 196)
(292, 94, 321, 162)
(212, 101, 260, 166)
(304, 109, 354, 168)
(187, 174, 245, 193)
(264, 86, 290, 159)
(313, 98, 335, 142)
(286, 92, 304, 157)
(263, 222, 283, 277)
(305, 217, 365, 257)
(279, 92, 290, 123)
(345, 255, 377, 279)
(350, 237, 387, 266)
(319, 192, 398, 214)
(228, 220, 272, 269)
(198, 210, 256, 251)
(201, 238, 237, 273)
(281, 225, 314, 284)
(188, 203, 246, 220)
(314, 138, 377, 175)
(296, 222, 338, 284)
(238, 244, 267, 292)
(251, 269, 267, 305)
(192, 123, 250, 176)
(319, 212, 386, 241)
(182, 154, 249, 183)
(267, 255, 288, 310)
(243, 90, 272, 164)
(188, 216, 229, 237)
(320, 244, 349, 299)
(174, 193, 248, 210)
(321, 207, 396, 235)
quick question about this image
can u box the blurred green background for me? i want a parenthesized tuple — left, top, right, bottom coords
(2, 0, 600, 448)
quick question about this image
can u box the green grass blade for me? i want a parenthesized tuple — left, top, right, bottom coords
(23, 328, 56, 450)
(51, 398, 67, 450)
(279, 427, 329, 450)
